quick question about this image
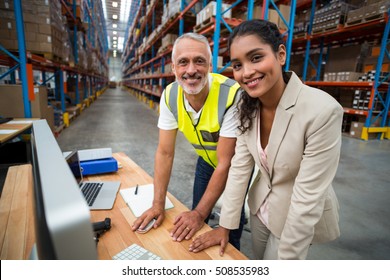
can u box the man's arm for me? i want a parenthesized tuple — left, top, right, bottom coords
(171, 136, 236, 241)
(132, 128, 177, 231)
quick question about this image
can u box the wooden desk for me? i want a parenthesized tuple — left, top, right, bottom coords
(0, 153, 247, 260)
(0, 164, 34, 260)
(89, 152, 247, 260)
(0, 118, 38, 145)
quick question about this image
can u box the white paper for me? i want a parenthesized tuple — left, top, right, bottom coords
(120, 184, 174, 217)
(7, 120, 34, 124)
(0, 129, 18, 134)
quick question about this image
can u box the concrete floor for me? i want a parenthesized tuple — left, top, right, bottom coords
(57, 87, 390, 260)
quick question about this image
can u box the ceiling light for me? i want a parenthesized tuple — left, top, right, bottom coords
(112, 2, 118, 7)
(113, 31, 117, 35)
(113, 36, 117, 40)
(120, 0, 131, 22)
(112, 14, 118, 20)
(113, 24, 117, 28)
(113, 52, 117, 58)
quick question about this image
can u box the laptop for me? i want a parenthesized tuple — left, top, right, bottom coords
(65, 150, 121, 210)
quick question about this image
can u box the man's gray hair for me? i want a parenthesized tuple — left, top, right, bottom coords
(171, 32, 212, 61)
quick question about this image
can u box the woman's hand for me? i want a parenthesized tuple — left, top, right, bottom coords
(189, 227, 230, 256)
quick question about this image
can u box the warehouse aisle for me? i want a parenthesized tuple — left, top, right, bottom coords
(57, 87, 198, 211)
(57, 87, 390, 260)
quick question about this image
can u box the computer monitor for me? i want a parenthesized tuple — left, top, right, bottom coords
(30, 119, 97, 259)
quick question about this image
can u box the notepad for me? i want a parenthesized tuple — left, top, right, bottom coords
(120, 184, 174, 217)
(0, 130, 18, 134)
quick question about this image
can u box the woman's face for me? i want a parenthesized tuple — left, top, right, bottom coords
(230, 35, 286, 100)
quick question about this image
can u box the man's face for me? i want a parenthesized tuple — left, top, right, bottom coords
(171, 38, 211, 95)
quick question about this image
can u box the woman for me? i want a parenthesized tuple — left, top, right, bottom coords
(189, 19, 343, 260)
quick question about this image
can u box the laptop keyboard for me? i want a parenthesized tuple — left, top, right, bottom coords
(81, 182, 103, 206)
(113, 244, 161, 260)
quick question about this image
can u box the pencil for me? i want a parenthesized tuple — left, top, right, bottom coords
(134, 184, 138, 195)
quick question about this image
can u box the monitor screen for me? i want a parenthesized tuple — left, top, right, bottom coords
(30, 120, 97, 259)
(65, 150, 83, 184)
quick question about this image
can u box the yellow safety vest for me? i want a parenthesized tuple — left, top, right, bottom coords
(164, 73, 240, 168)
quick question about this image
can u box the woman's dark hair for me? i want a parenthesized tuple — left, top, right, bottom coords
(228, 19, 287, 134)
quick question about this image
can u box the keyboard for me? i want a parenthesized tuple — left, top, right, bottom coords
(113, 244, 162, 260)
(81, 182, 102, 206)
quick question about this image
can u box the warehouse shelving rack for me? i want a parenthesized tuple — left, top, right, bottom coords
(121, 0, 298, 105)
(121, 0, 201, 109)
(0, 0, 109, 131)
(122, 0, 389, 140)
(294, 1, 389, 140)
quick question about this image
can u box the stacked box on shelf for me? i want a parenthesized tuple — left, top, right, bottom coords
(161, 3, 169, 26)
(346, 6, 366, 25)
(196, 1, 232, 26)
(0, 84, 55, 132)
(364, 43, 390, 73)
(0, 0, 67, 61)
(61, 0, 84, 20)
(312, 0, 355, 33)
(269, 5, 291, 30)
(161, 34, 178, 50)
(168, 0, 184, 19)
(294, 10, 310, 37)
(87, 51, 99, 74)
(364, 0, 389, 21)
(69, 30, 87, 70)
(326, 44, 363, 73)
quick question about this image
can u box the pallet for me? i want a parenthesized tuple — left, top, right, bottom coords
(168, 12, 180, 23)
(312, 24, 342, 35)
(345, 12, 386, 27)
(157, 44, 173, 55)
(293, 32, 306, 39)
(30, 51, 63, 63)
(193, 17, 214, 33)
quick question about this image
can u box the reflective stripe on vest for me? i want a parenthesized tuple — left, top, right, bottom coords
(165, 73, 239, 167)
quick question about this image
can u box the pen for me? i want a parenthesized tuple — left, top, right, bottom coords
(134, 184, 138, 195)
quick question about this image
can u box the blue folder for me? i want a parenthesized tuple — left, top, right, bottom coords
(80, 157, 118, 175)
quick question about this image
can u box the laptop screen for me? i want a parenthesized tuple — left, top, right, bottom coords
(65, 151, 83, 184)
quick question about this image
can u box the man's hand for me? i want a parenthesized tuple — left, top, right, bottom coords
(171, 210, 204, 242)
(189, 227, 230, 256)
(132, 206, 165, 232)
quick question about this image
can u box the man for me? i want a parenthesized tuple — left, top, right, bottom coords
(131, 33, 245, 249)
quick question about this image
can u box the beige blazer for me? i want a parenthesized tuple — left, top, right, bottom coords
(220, 72, 343, 259)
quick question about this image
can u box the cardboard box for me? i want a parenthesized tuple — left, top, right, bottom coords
(326, 45, 362, 72)
(202, 1, 232, 22)
(161, 33, 177, 48)
(349, 121, 364, 138)
(0, 84, 54, 131)
(278, 4, 291, 30)
(268, 9, 279, 26)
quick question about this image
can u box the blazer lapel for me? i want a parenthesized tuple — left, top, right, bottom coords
(267, 72, 302, 179)
(246, 113, 271, 184)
